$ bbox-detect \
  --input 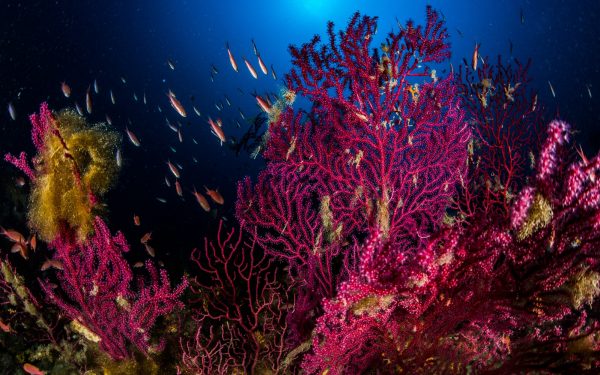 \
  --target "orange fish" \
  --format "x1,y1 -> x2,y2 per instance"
177,128 -> 183,143
23,363 -> 45,375
0,226 -> 25,243
175,180 -> 183,197
192,188 -> 211,212
11,241 -> 28,260
226,42 -> 238,72
243,57 -> 258,79
256,95 -> 271,114
41,259 -> 64,271
0,318 -> 11,333
208,117 -> 226,145
472,43 -> 479,71
61,81 -> 71,98
86,86 -> 93,114
133,214 -> 141,226
133,261 -> 144,268
140,232 -> 152,244
29,234 -> 37,252
204,186 -> 224,205
167,90 -> 187,118
257,55 -> 268,75
167,160 -> 180,178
